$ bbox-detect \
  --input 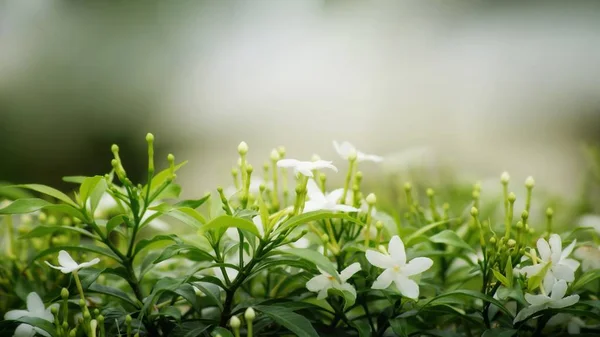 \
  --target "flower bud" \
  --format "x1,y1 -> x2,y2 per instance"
347,149 -> 357,162
51,306 -> 59,315
489,237 -> 497,244
320,234 -> 329,243
375,221 -> 384,230
246,164 -> 254,174
244,307 -> 256,321
521,210 -> 529,220
546,207 -> 554,217
230,315 -> 241,329
508,192 -> 516,203
515,221 -> 524,230
47,215 -> 57,226
472,190 -> 480,199
90,319 -> 97,336
366,193 -> 377,205
38,212 -> 47,223
61,217 -> 72,227
500,172 -> 510,184
426,188 -> 435,197
507,239 -> 516,248
125,315 -> 132,324
404,182 -> 412,192
61,288 -> 69,300
146,132 -> 154,143
378,245 -> 387,254
470,207 -> 479,217
525,176 -> 535,189
237,141 -> 249,155
528,228 -> 535,234
97,315 -> 104,324
277,146 -> 286,157
311,154 -> 320,162
270,149 -> 280,161
111,144 -> 119,154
